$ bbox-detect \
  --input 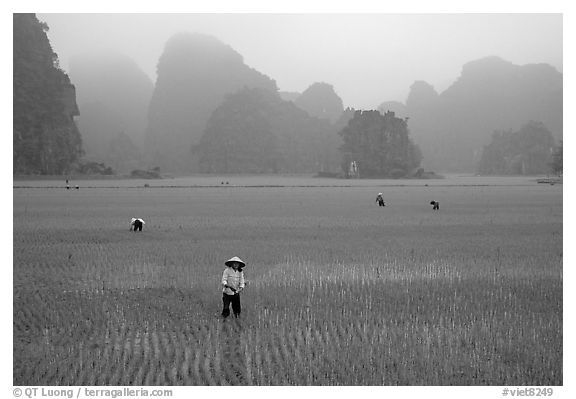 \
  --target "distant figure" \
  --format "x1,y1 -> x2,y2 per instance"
130,218 -> 145,231
221,256 -> 246,318
430,200 -> 440,210
75,185 -> 79,190
65,179 -> 70,190
376,193 -> 386,207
